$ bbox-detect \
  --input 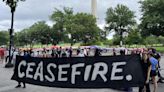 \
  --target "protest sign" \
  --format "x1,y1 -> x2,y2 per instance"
11,54 -> 144,88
